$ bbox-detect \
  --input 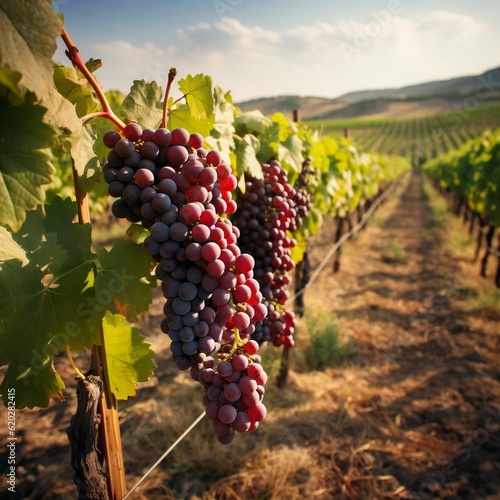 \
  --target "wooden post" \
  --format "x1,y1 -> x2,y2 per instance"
480,226 -> 495,278
67,376 -> 109,500
292,109 -> 300,123
495,233 -> 500,288
333,217 -> 344,273
71,161 -> 126,499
